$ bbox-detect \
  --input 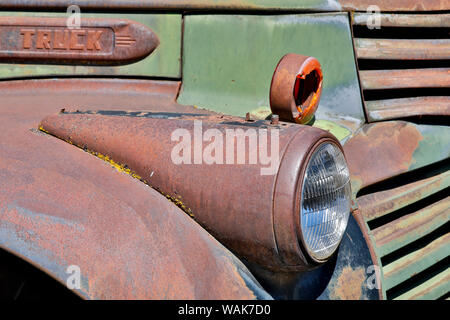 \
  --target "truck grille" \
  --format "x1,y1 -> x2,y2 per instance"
351,13 -> 450,122
356,160 -> 449,300
351,13 -> 449,299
